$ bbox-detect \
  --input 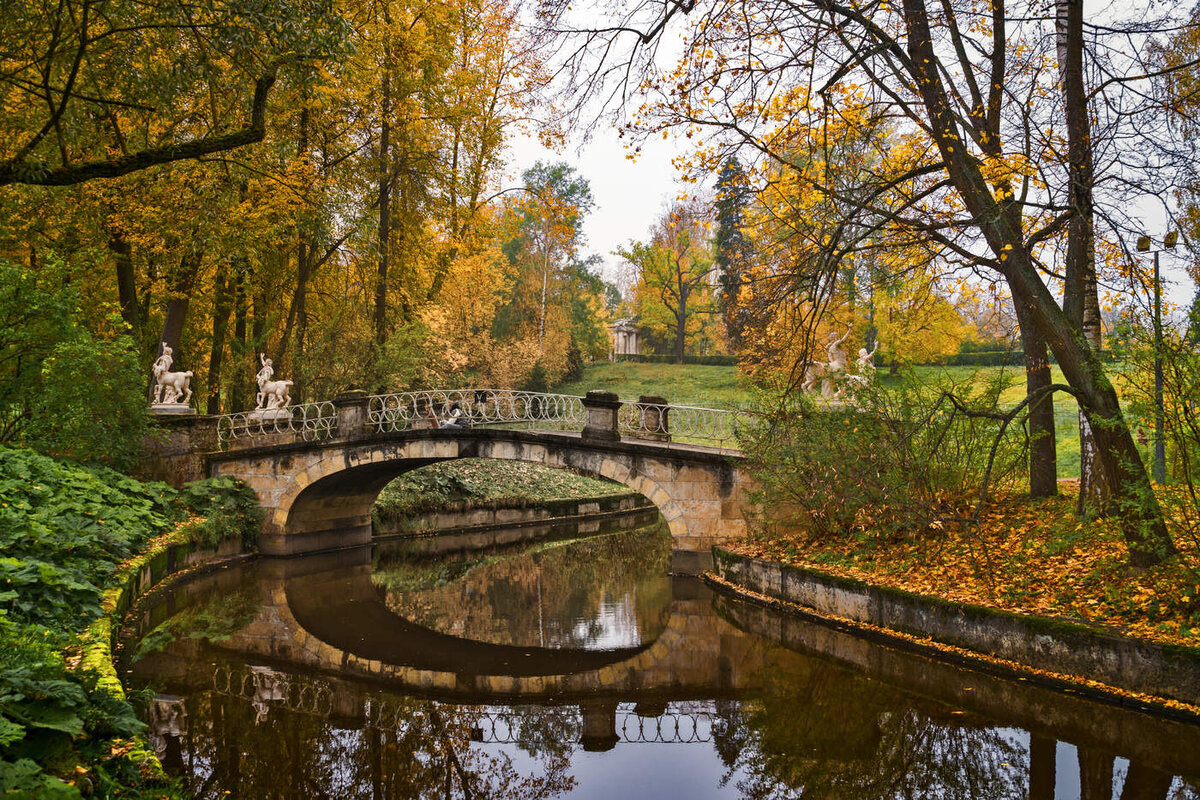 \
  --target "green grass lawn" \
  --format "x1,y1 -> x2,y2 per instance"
553,360 -> 1159,479
553,361 -> 758,408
